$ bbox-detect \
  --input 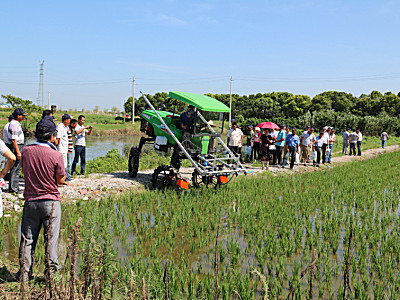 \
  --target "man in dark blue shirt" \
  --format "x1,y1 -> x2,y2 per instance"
178,105 -> 195,134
